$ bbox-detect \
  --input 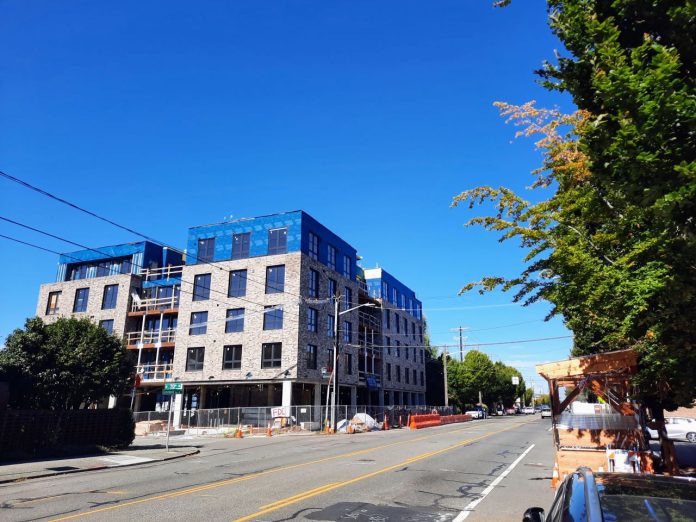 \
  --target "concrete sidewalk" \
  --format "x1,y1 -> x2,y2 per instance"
0,444 -> 199,484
